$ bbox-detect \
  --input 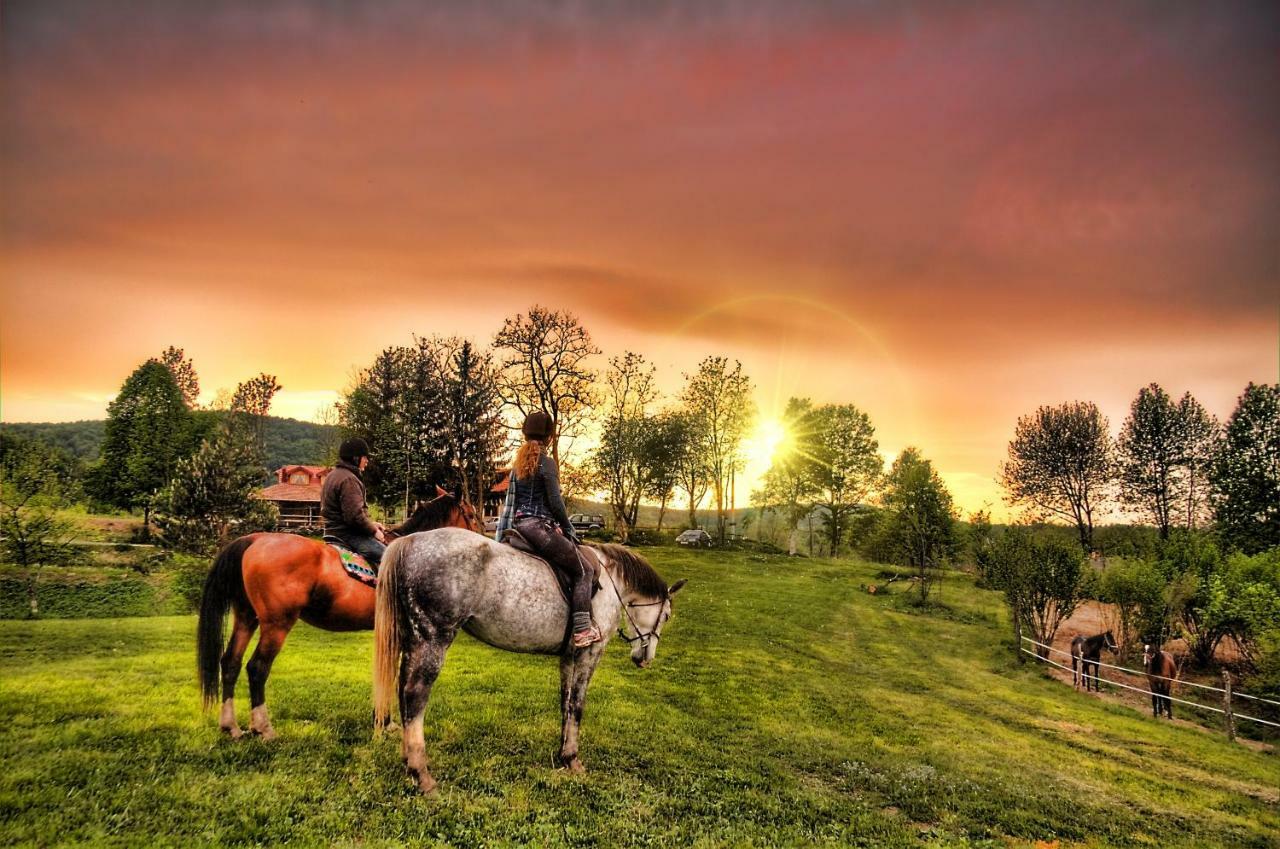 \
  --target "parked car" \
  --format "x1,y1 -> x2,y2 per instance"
569,513 -> 605,532
676,529 -> 713,548
483,516 -> 499,534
